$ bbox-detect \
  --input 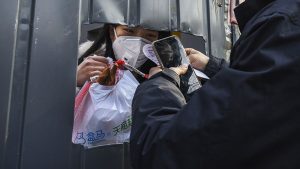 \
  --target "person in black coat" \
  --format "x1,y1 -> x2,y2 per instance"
130,0 -> 300,168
